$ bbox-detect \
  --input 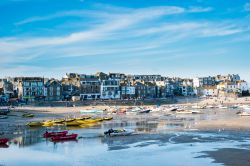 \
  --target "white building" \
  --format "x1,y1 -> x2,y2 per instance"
100,80 -> 121,99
